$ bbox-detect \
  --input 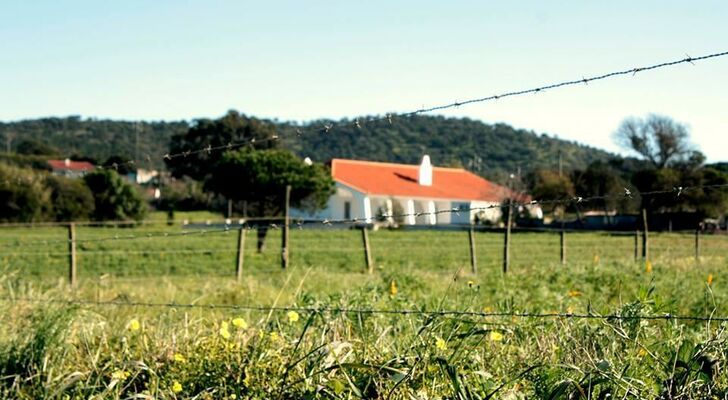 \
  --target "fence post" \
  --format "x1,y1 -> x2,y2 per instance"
236,228 -> 246,282
281,185 -> 291,270
503,203 -> 512,274
641,209 -> 649,261
468,225 -> 477,274
560,229 -> 566,265
695,228 -> 701,262
361,226 -> 373,274
634,230 -> 639,261
68,223 -> 77,287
